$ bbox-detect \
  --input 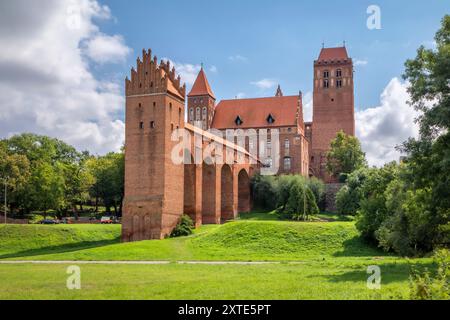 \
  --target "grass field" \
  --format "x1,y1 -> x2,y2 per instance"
0,213 -> 434,300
